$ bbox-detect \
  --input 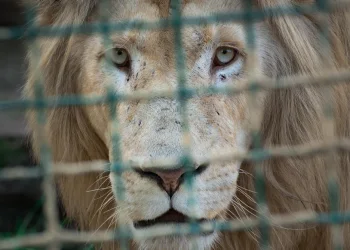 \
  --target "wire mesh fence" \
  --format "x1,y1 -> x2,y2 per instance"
1,0 -> 350,249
